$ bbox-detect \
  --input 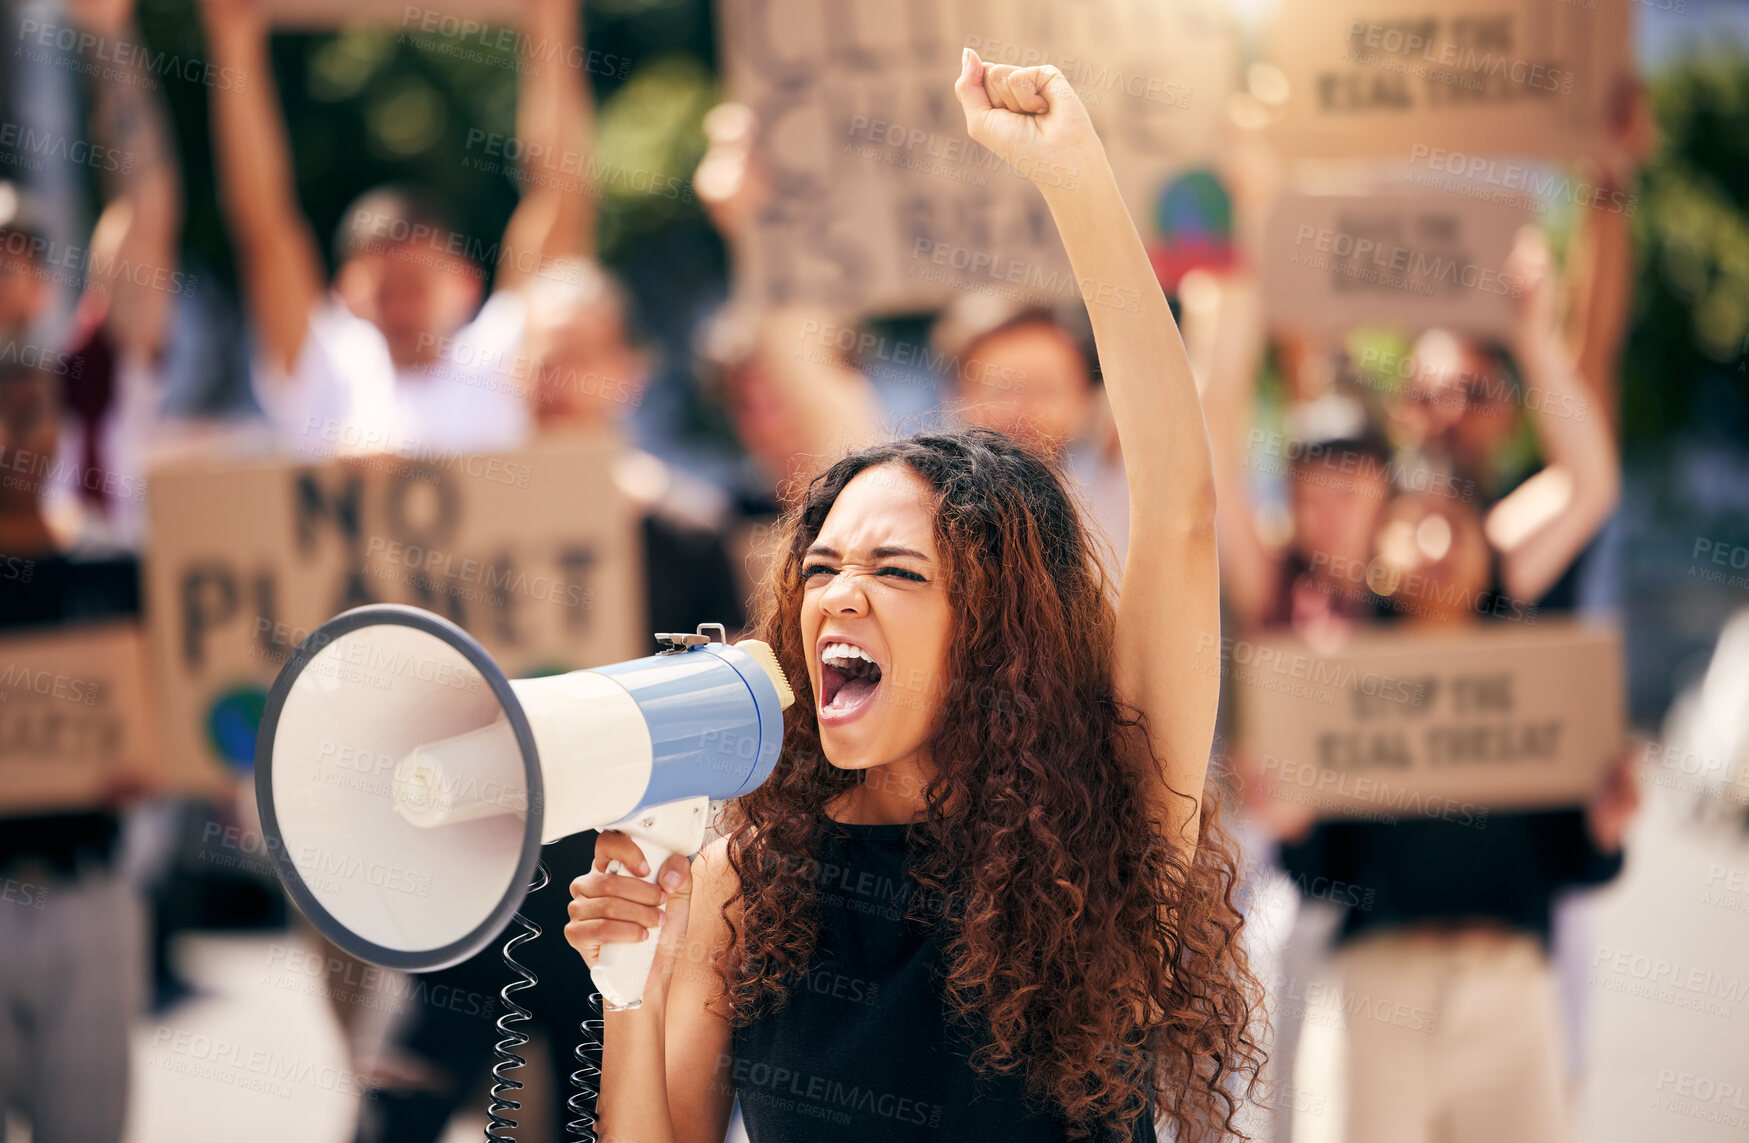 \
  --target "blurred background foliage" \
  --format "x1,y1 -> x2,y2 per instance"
1624,49 -> 1749,454
136,0 -> 720,284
